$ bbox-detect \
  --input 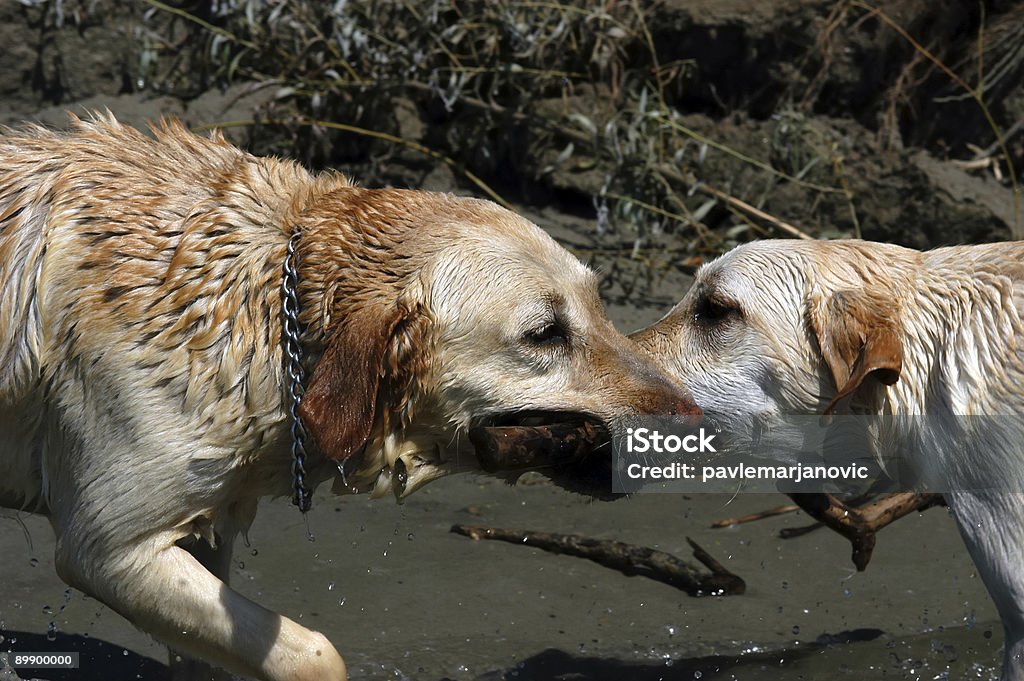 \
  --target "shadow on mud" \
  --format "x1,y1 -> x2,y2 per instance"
470,628 -> 885,680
